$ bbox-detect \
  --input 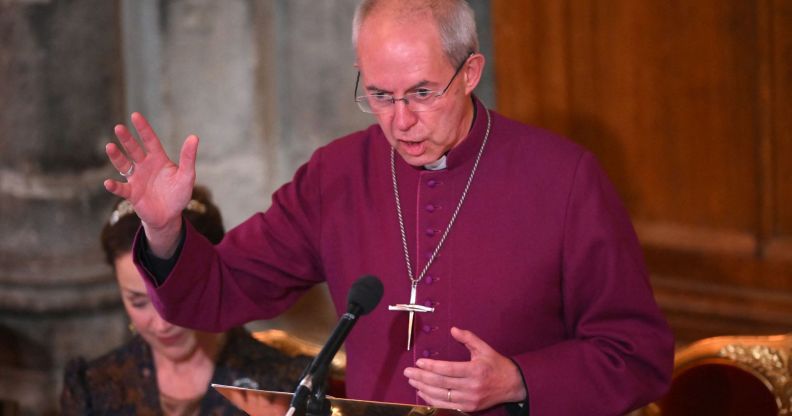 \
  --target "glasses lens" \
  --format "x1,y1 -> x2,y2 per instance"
405,92 -> 440,112
355,94 -> 441,114
355,97 -> 374,113
357,96 -> 394,114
